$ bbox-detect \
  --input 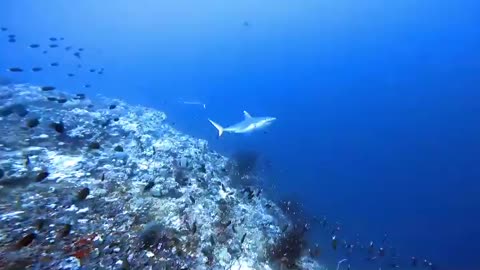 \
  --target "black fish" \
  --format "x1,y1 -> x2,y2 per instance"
220,183 -> 227,192
88,142 -> 101,150
14,233 -> 36,250
77,187 -> 90,200
224,220 -> 232,228
89,69 -> 96,73
57,98 -> 67,104
8,67 -> 23,72
240,233 -> 247,244
331,235 -> 337,250
50,62 -> 59,67
143,181 -> 155,192
49,44 -> 58,48
35,171 -> 49,182
73,52 -> 81,58
67,73 -> 75,77
189,195 -> 195,204
42,50 -> 48,54
78,48 -> 84,52
192,221 -> 197,234
65,46 -> 72,51
50,122 -> 65,133
109,104 -> 117,110
35,218 -> 46,230
29,44 -> 40,48
114,145 -> 124,152
26,118 -> 40,128
49,37 -> 57,41
8,34 -> 15,38
8,38 -> 16,43
41,86 -> 55,91
47,97 -> 57,101
113,117 -> 119,122
24,154 -> 30,167
101,173 -> 105,181
31,67 -> 42,72
0,168 -> 4,179
232,224 -> 237,233
84,84 -> 91,88
58,224 -> 72,237
0,27 -> 7,31
209,235 -> 215,245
